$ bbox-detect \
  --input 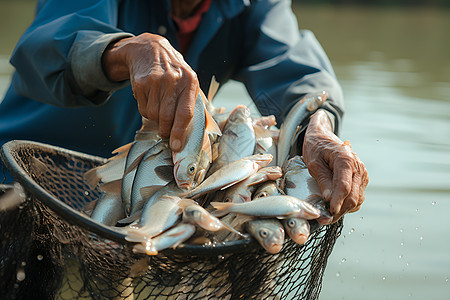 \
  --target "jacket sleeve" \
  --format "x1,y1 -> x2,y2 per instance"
10,0 -> 133,107
234,0 -> 344,134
